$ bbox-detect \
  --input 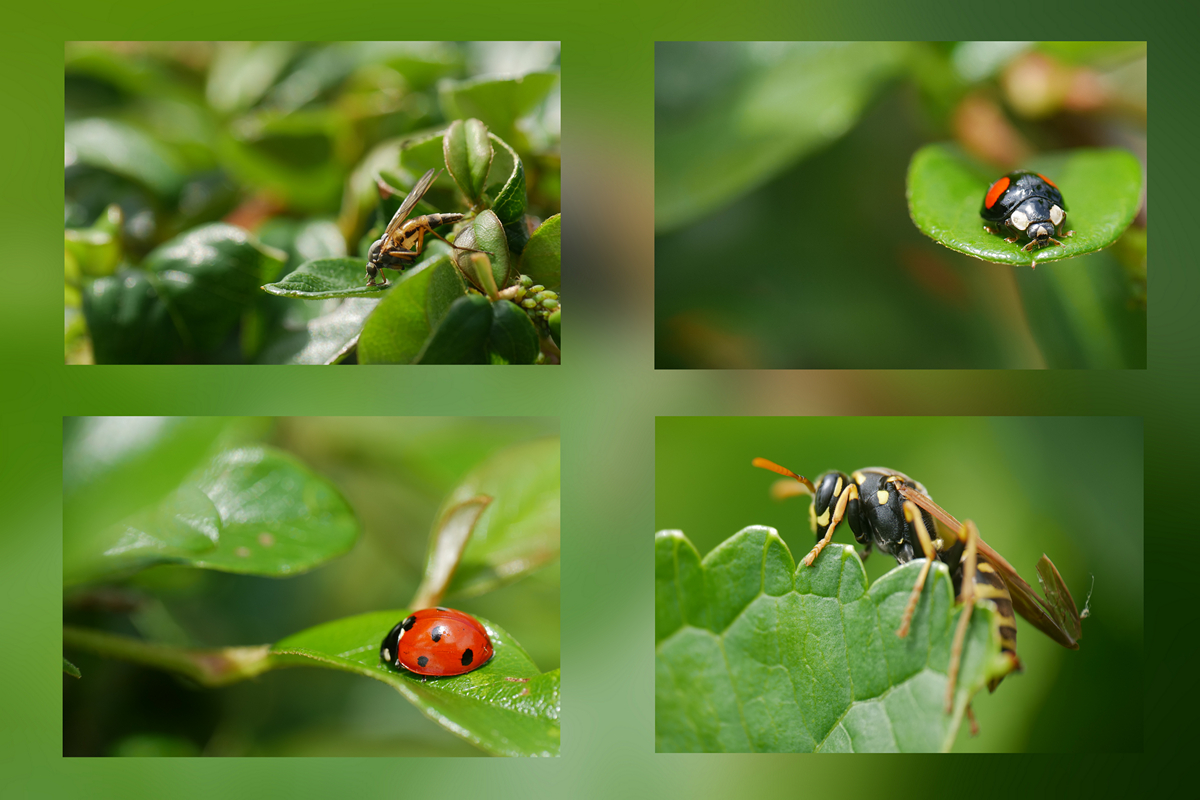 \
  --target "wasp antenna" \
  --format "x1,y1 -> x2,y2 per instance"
1080,574 -> 1095,620
751,458 -> 815,494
